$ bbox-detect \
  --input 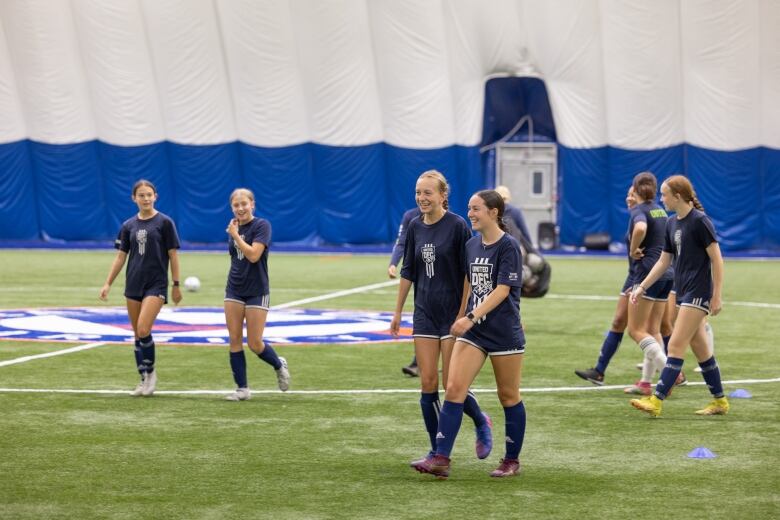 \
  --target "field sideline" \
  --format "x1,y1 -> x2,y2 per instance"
1,251 -> 779,519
